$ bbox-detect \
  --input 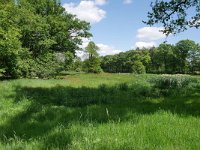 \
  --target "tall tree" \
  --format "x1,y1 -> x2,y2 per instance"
83,41 -> 102,73
0,0 -> 92,78
85,41 -> 99,60
175,40 -> 197,73
154,44 -> 176,73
